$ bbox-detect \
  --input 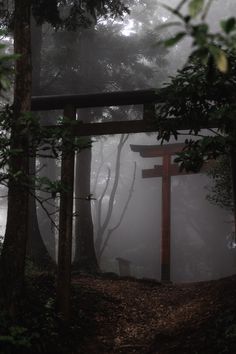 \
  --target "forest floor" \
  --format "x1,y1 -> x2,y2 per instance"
1,273 -> 236,354
72,273 -> 236,354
